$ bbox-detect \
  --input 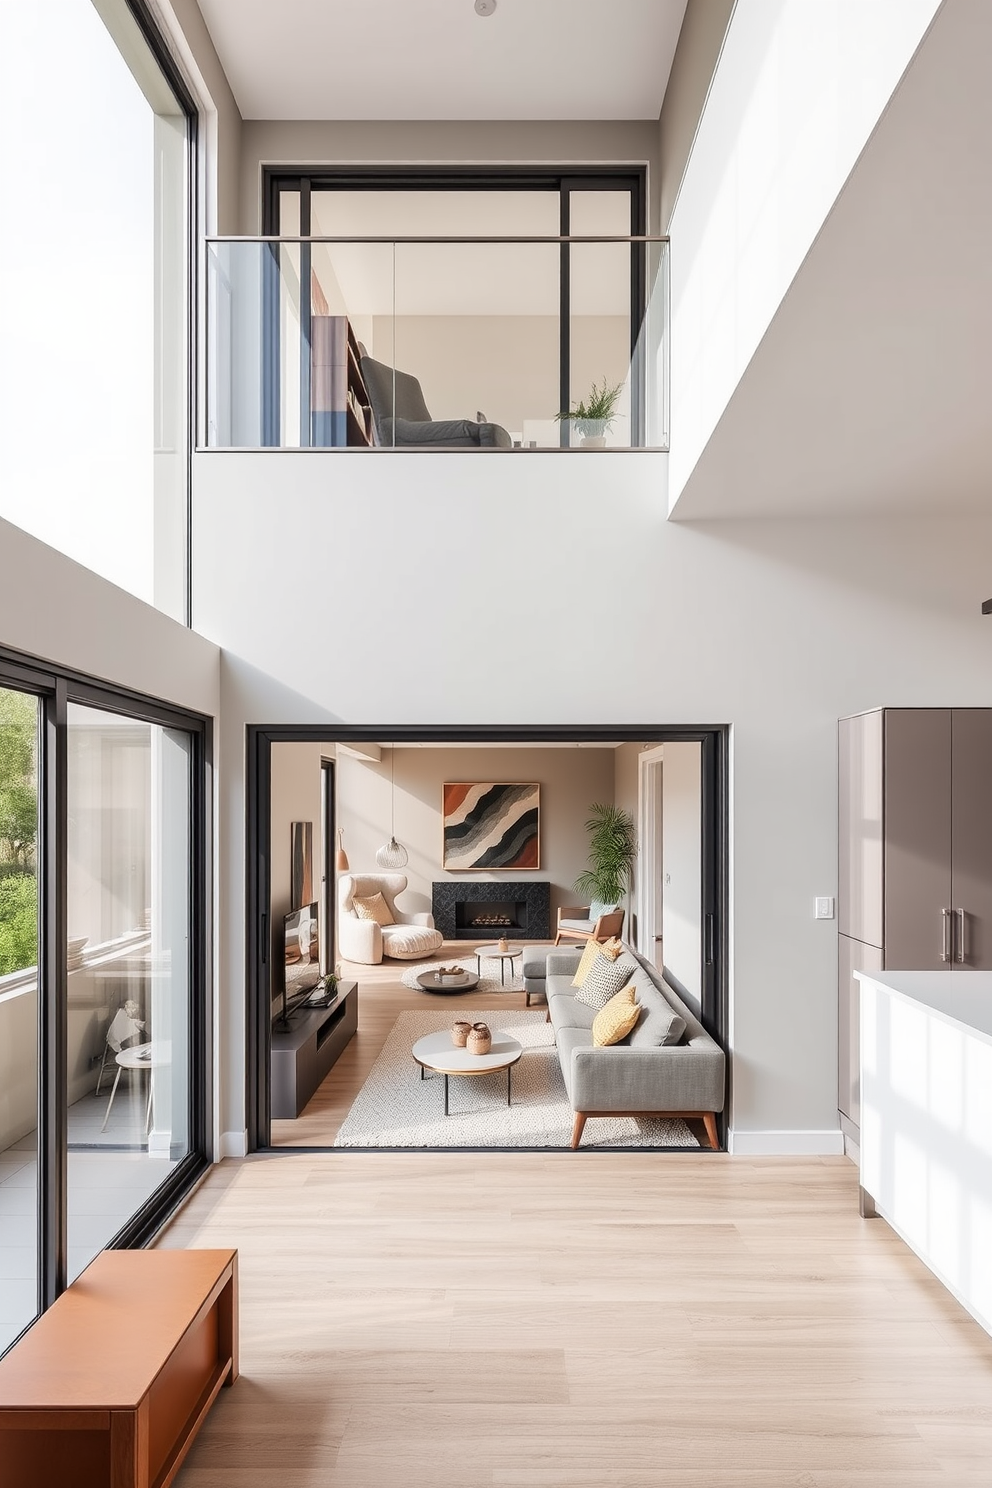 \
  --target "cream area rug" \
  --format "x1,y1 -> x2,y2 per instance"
333,1009 -> 700,1150
400,955 -> 524,994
